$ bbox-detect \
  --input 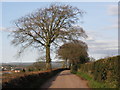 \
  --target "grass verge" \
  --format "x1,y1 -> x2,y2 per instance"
76,71 -> 110,88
